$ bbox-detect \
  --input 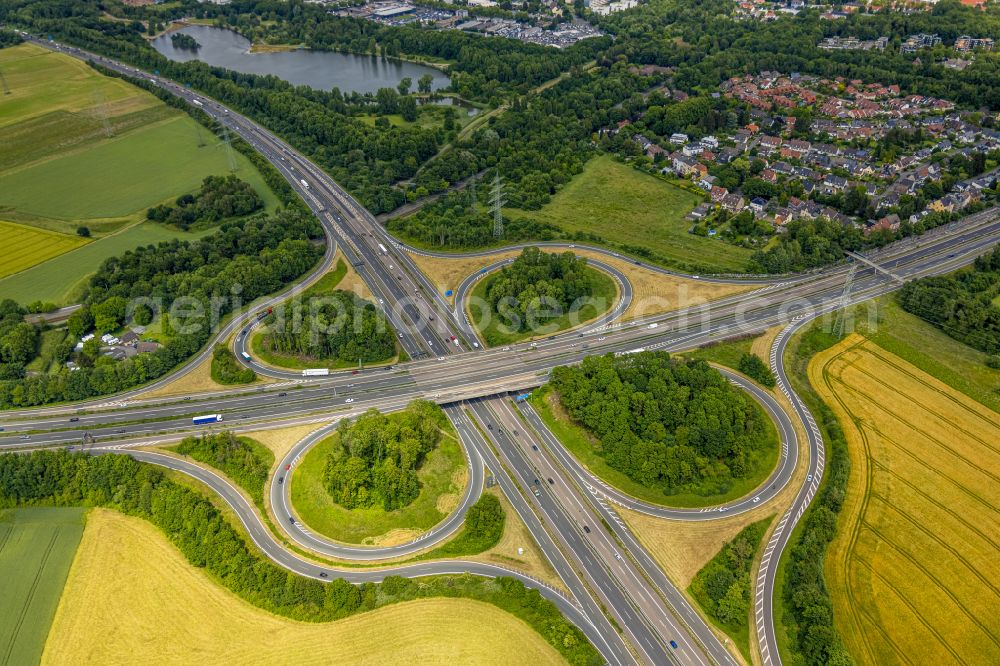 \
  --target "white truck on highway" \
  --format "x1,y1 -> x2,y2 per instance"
192,98 -> 203,107
377,243 -> 388,255
300,179 -> 309,189
302,368 -> 329,377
